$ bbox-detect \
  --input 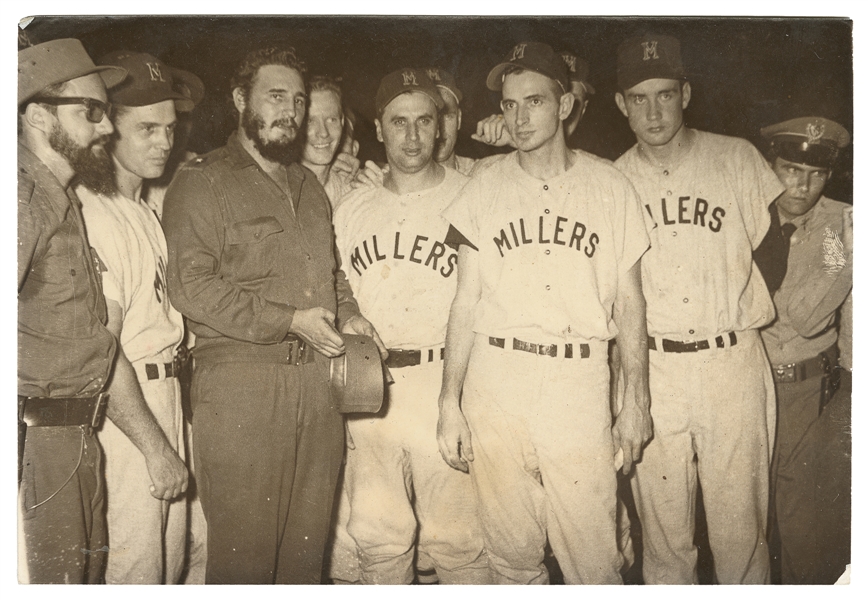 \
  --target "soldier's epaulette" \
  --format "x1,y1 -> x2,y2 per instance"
18,168 -> 35,205
184,147 -> 224,171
